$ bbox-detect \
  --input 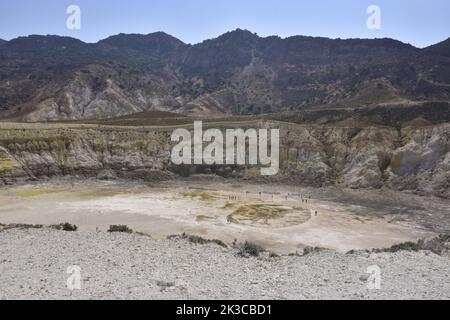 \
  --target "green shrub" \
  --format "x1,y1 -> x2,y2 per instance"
422,234 -> 450,255
108,225 -> 133,233
180,233 -> 227,248
237,241 -> 264,257
51,222 -> 78,232
302,246 -> 324,256
373,241 -> 421,253
373,234 -> 450,255
388,241 -> 421,252
4,223 -> 43,230
209,239 -> 227,248
269,252 -> 279,258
